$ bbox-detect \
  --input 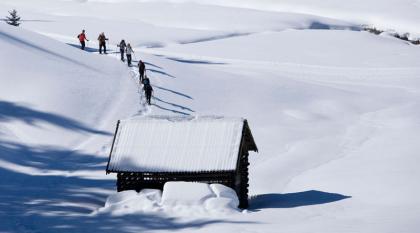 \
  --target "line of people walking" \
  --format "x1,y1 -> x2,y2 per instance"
77,29 -> 153,105
77,30 -> 136,65
117,40 -> 135,66
136,59 -> 152,105
77,30 -> 109,54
